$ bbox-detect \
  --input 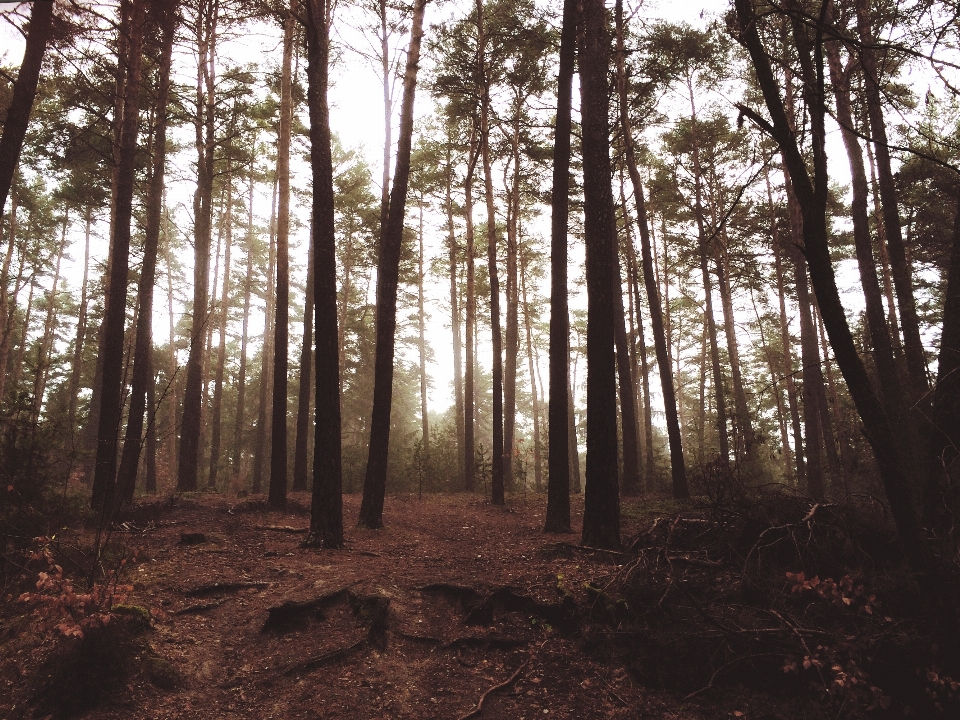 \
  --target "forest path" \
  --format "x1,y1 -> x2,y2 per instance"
6,493 -> 728,719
